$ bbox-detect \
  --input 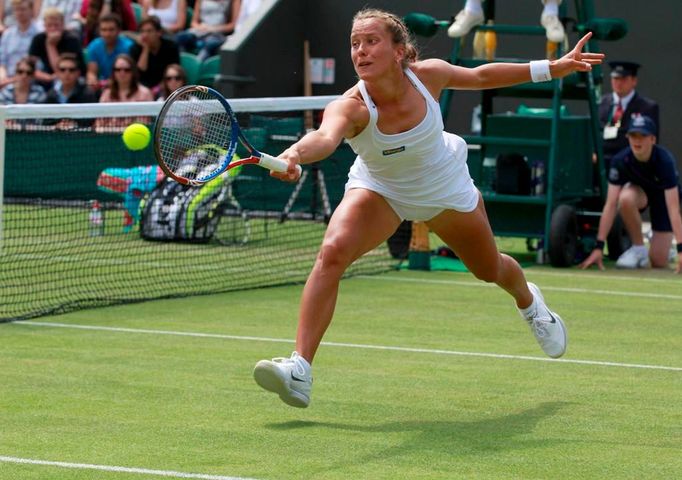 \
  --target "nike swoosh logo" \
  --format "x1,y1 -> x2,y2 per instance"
547,313 -> 558,324
290,372 -> 307,383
